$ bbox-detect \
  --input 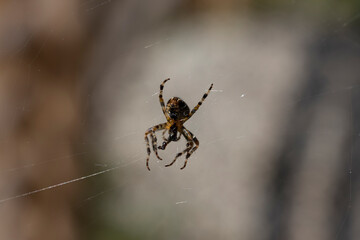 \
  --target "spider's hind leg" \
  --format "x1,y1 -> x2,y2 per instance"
165,129 -> 192,168
181,136 -> 199,170
165,140 -> 193,168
